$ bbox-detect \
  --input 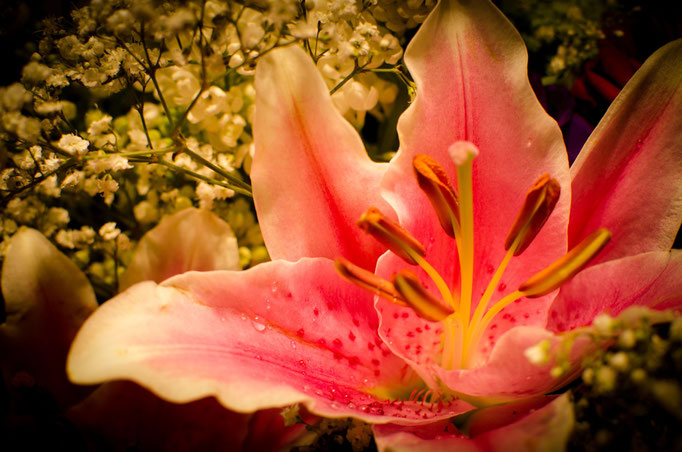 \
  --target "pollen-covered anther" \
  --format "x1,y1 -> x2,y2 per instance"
357,207 -> 426,265
519,228 -> 612,297
504,174 -> 561,256
393,269 -> 454,322
413,154 -> 460,237
334,257 -> 406,305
